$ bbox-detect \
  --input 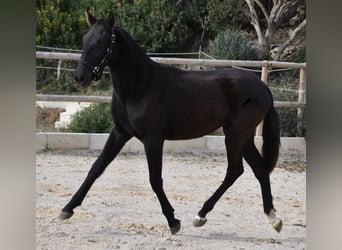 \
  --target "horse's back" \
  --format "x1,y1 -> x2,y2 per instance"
166,67 -> 271,111
153,67 -> 270,139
